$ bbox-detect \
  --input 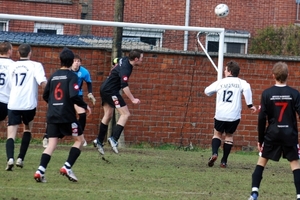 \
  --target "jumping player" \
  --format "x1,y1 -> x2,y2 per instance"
5,43 -> 47,171
34,48 -> 91,183
93,50 -> 143,155
204,60 -> 257,168
248,62 -> 300,200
